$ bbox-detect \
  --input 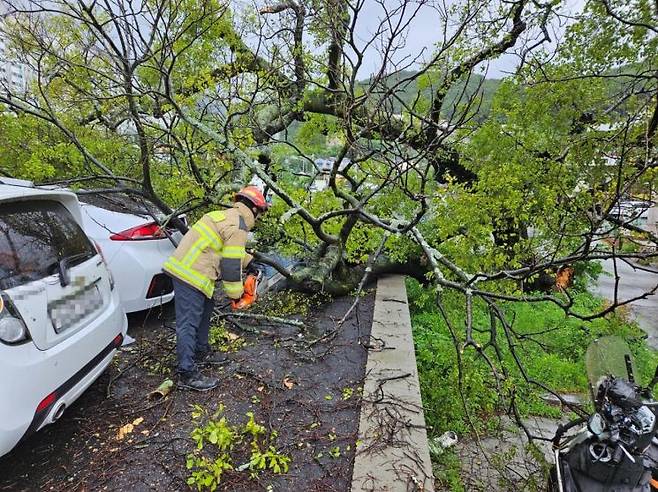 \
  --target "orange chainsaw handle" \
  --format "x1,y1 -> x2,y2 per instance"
230,273 -> 259,310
